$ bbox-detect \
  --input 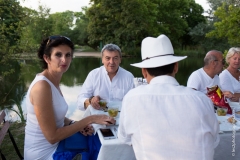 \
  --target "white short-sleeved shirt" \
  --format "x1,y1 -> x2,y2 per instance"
219,69 -> 240,94
187,68 -> 220,94
77,66 -> 134,110
24,75 -> 68,160
118,75 -> 219,160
